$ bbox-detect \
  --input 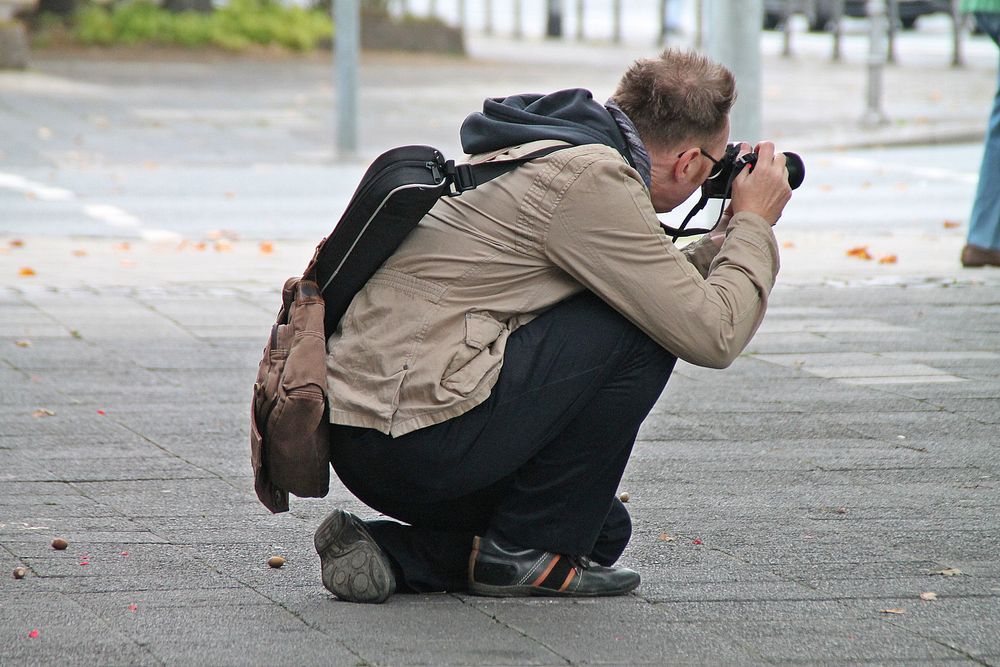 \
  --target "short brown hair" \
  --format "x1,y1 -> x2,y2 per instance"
612,49 -> 736,149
